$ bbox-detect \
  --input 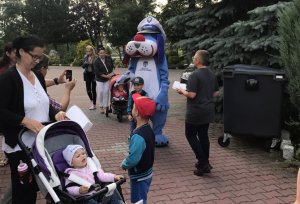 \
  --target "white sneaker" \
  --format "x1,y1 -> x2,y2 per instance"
89,104 -> 96,110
